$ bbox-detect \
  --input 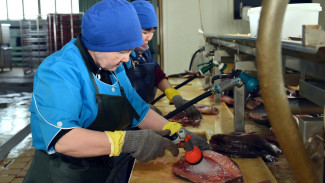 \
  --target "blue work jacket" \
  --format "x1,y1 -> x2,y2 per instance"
29,39 -> 149,153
